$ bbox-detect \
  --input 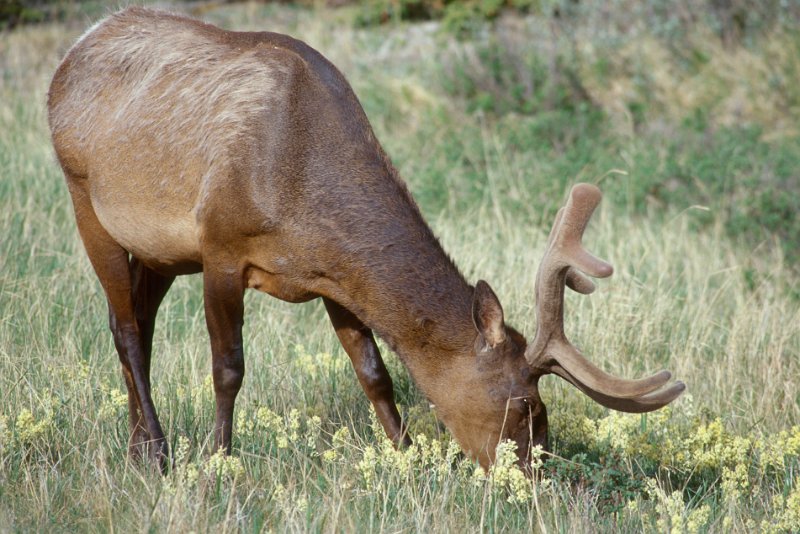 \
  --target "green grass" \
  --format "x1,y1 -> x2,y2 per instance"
1,2 -> 799,532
